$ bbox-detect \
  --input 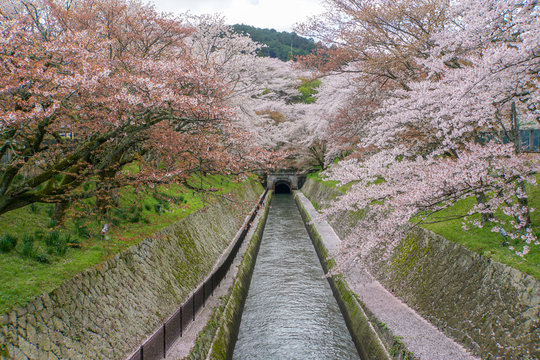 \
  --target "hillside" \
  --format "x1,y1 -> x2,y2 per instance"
232,24 -> 316,62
